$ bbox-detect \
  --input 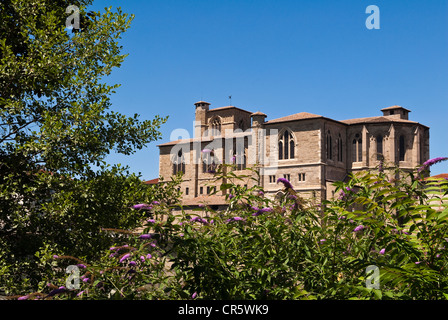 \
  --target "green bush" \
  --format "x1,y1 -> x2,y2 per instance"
10,162 -> 448,300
